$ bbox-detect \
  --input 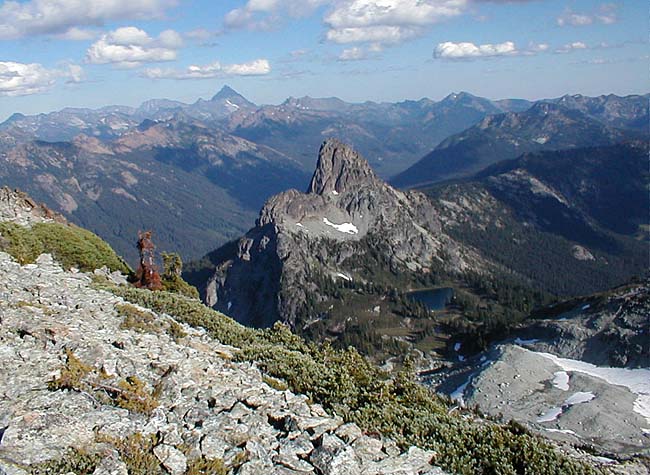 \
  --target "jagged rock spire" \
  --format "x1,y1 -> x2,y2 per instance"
307,139 -> 380,195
